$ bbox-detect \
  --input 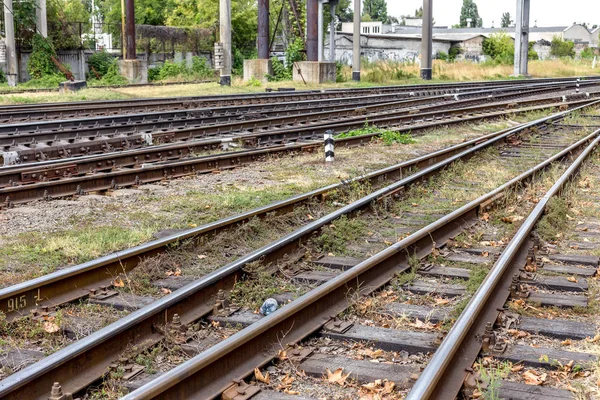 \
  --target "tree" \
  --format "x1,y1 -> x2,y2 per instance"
500,12 -> 512,28
459,0 -> 482,28
362,0 -> 387,23
550,36 -> 575,58
415,7 -> 423,17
